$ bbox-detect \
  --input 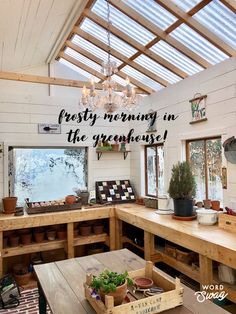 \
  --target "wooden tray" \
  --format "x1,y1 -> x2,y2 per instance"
26,200 -> 82,215
84,261 -> 183,314
218,213 -> 236,232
